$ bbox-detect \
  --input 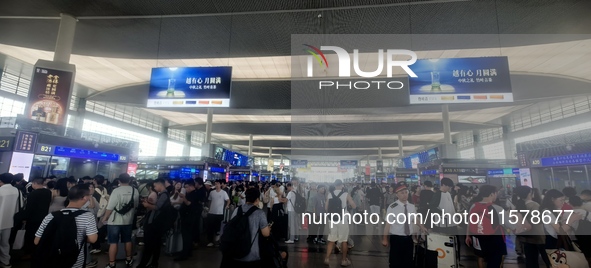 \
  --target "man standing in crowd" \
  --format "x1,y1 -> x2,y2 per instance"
22,178 -> 51,260
306,182 -> 318,243
367,182 -> 383,234
175,180 -> 198,261
101,173 -> 139,268
419,180 -> 434,214
137,179 -> 171,268
466,185 -> 529,268
220,188 -> 271,268
382,184 -> 427,268
285,183 -> 297,244
430,178 -> 457,234
0,173 -> 22,268
429,178 -> 460,264
206,180 -> 230,247
34,184 -> 98,268
194,178 -> 208,245
324,179 -> 356,267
